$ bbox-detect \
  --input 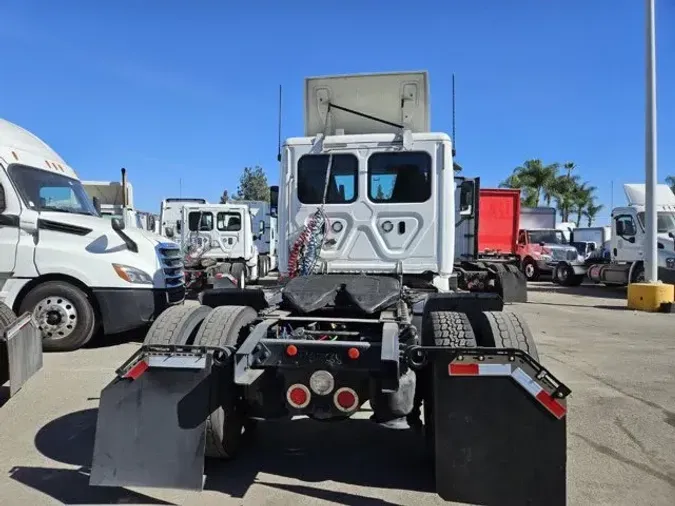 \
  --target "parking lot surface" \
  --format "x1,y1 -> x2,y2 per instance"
0,282 -> 673,506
